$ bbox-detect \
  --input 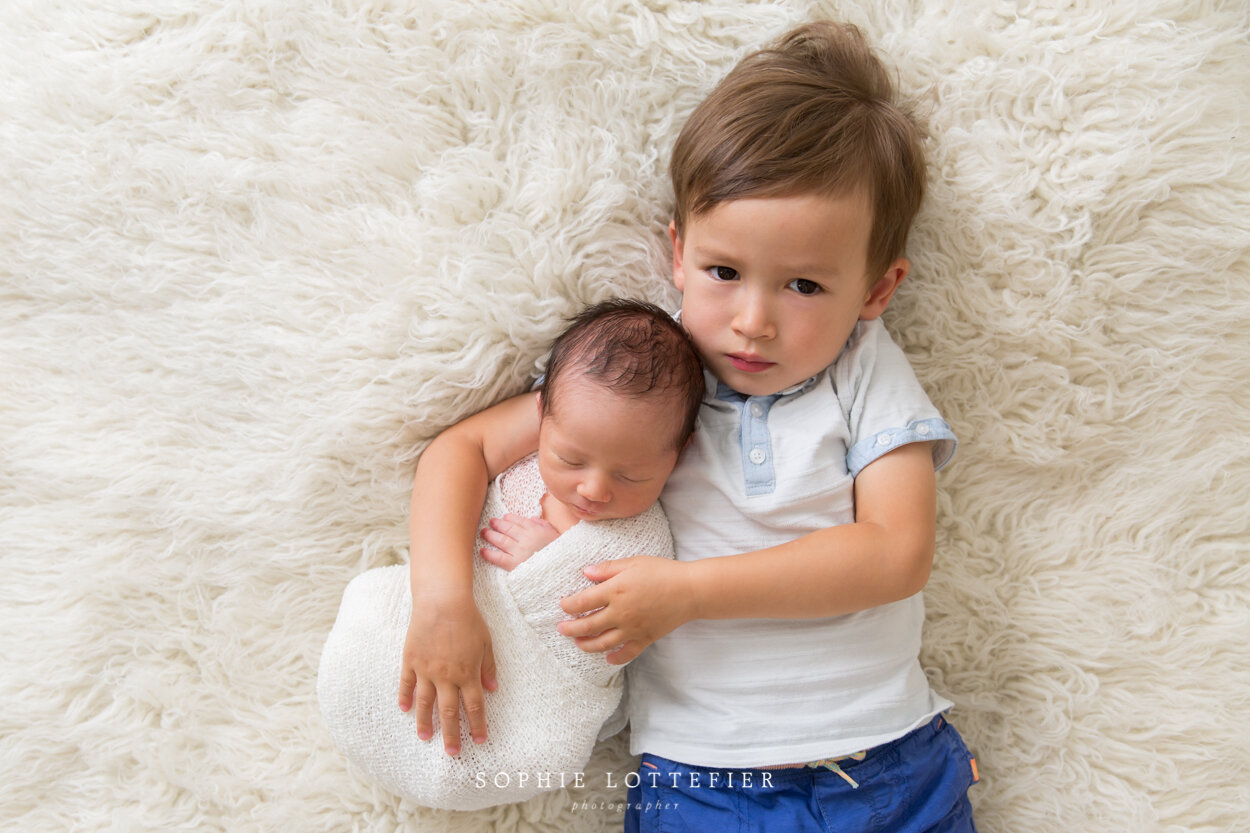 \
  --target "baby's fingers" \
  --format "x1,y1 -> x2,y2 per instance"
477,539 -> 518,571
479,524 -> 512,548
484,514 -> 528,538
